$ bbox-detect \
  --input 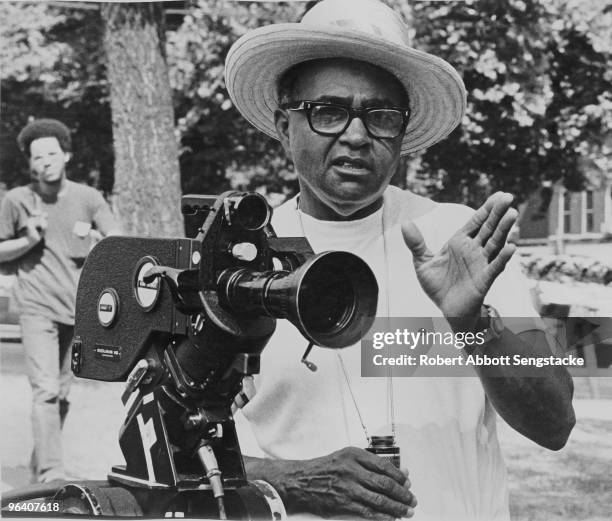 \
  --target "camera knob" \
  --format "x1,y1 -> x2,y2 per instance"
230,242 -> 258,262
